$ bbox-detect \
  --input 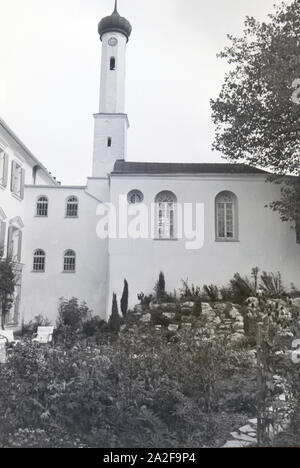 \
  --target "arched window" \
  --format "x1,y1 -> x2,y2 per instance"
127,189 -> 144,204
66,196 -> 79,218
36,196 -> 48,217
33,249 -> 46,272
215,191 -> 238,241
63,250 -> 76,272
155,191 -> 177,239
